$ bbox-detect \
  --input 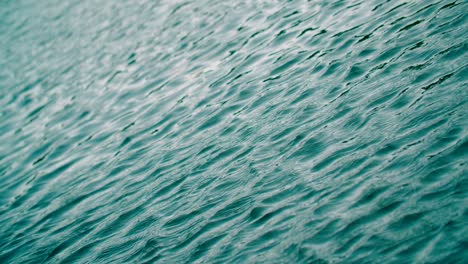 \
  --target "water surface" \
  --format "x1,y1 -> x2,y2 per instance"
0,0 -> 467,263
